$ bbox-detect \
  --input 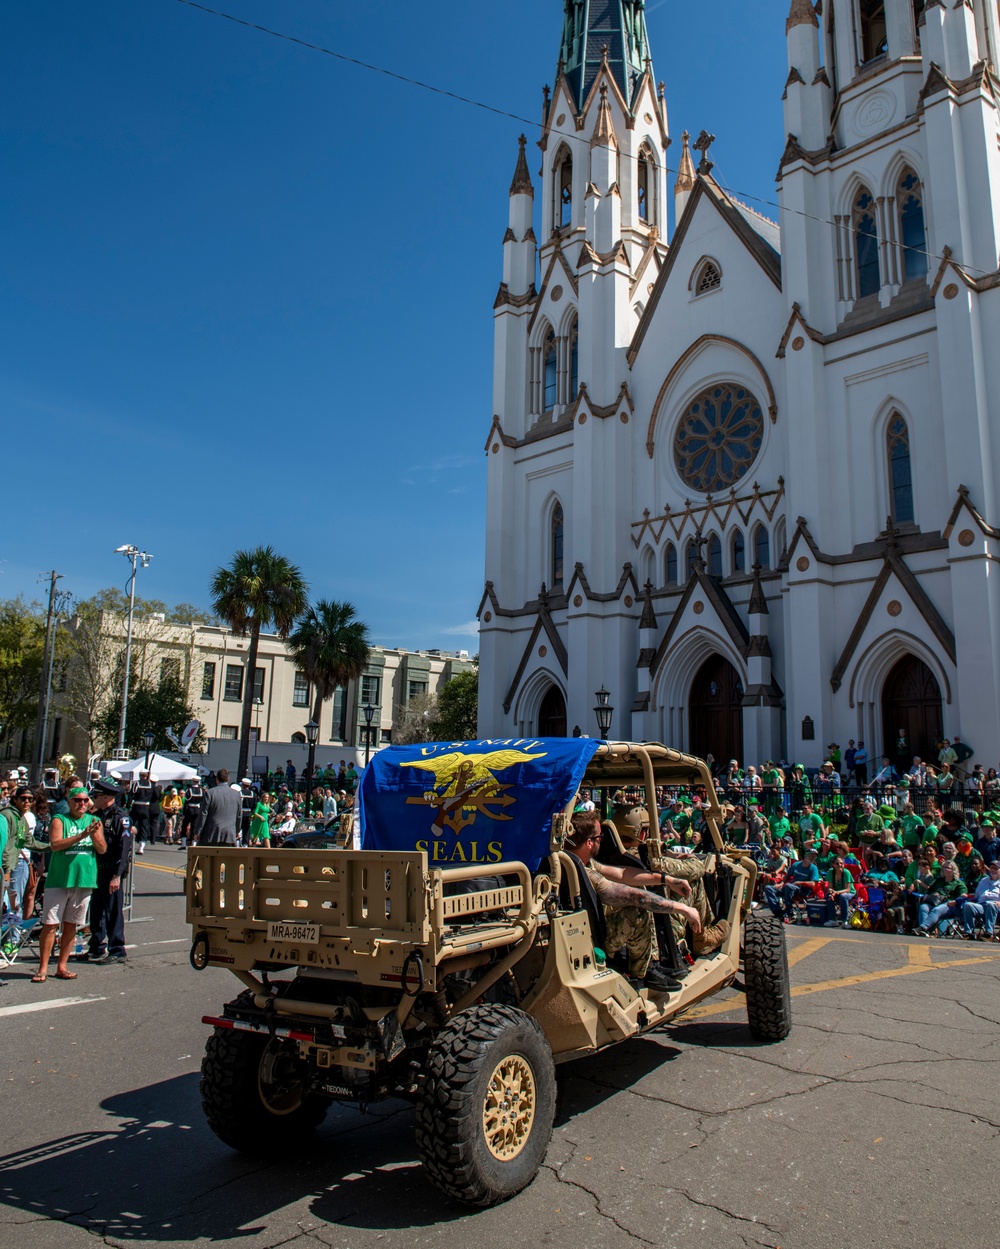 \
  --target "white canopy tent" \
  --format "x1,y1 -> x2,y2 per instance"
106,752 -> 200,783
